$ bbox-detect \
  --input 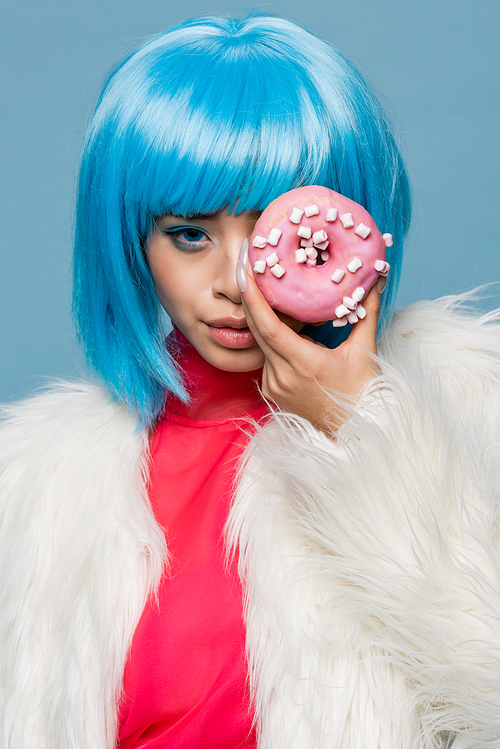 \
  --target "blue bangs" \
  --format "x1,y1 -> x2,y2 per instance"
73,13 -> 411,426
112,50 -> 330,222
